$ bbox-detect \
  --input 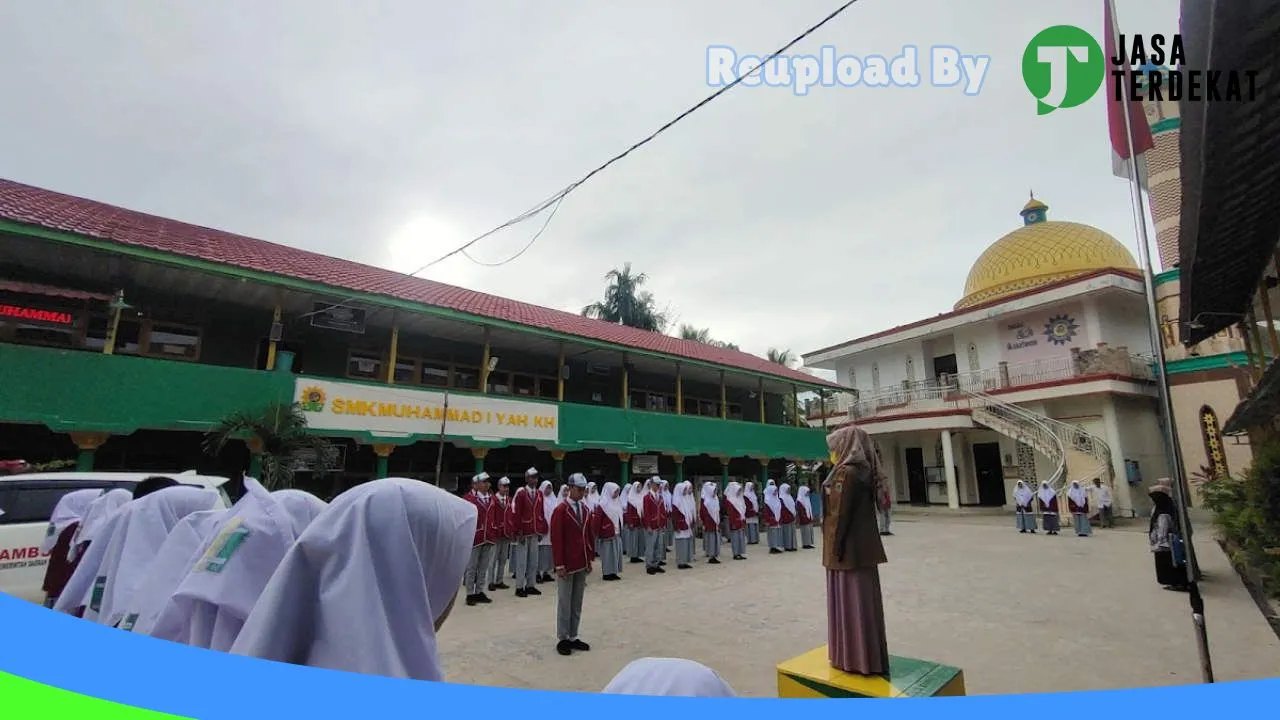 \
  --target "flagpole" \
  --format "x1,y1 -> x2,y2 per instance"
1107,0 -> 1213,684
433,389 -> 450,487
